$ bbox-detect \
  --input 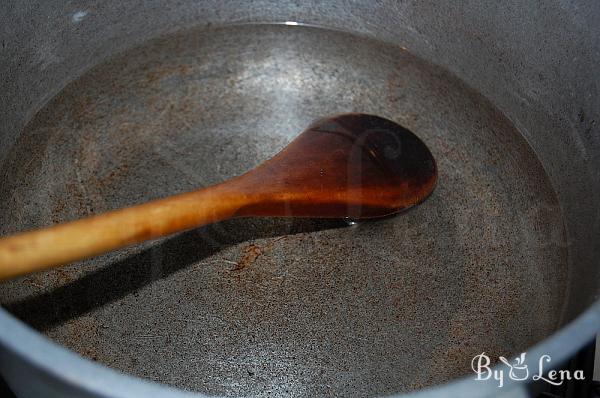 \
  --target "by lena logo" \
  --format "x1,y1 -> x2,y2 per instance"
471,352 -> 584,388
